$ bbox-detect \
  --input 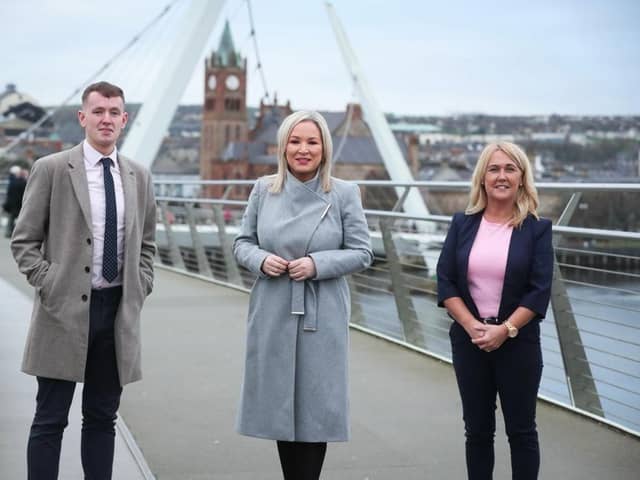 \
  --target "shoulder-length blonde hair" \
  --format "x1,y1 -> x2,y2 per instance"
269,110 -> 333,193
466,141 -> 539,228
